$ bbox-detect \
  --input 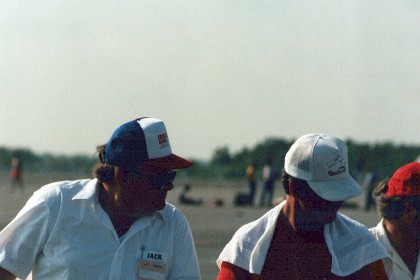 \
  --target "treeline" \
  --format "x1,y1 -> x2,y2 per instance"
1,138 -> 419,181
0,147 -> 97,174
195,138 -> 420,181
